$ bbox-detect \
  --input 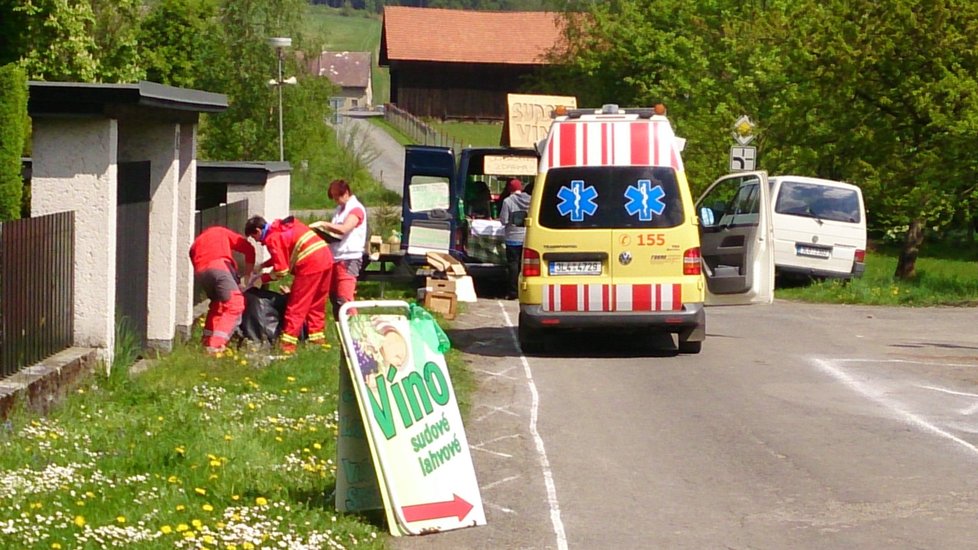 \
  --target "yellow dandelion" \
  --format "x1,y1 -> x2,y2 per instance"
255,496 -> 268,506
73,515 -> 86,528
176,504 -> 186,511
202,504 -> 214,512
275,436 -> 283,442
75,500 -> 84,507
243,543 -> 255,550
247,403 -> 256,410
51,543 -> 62,549
191,518 -> 203,529
239,359 -> 247,366
209,459 -> 221,467
175,446 -> 186,456
313,443 -> 322,450
309,426 -> 318,433
167,475 -> 179,484
216,521 -> 226,529
76,388 -> 85,394
160,525 -> 173,534
224,434 -> 233,441
228,545 -> 238,550
85,491 -> 94,498
157,416 -> 164,421
176,523 -> 189,532
183,531 -> 196,540
203,535 -> 215,544
300,387 -> 309,393
287,376 -> 296,382
195,487 -> 207,496
231,495 -> 240,501
116,516 -> 126,524
209,474 -> 218,480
